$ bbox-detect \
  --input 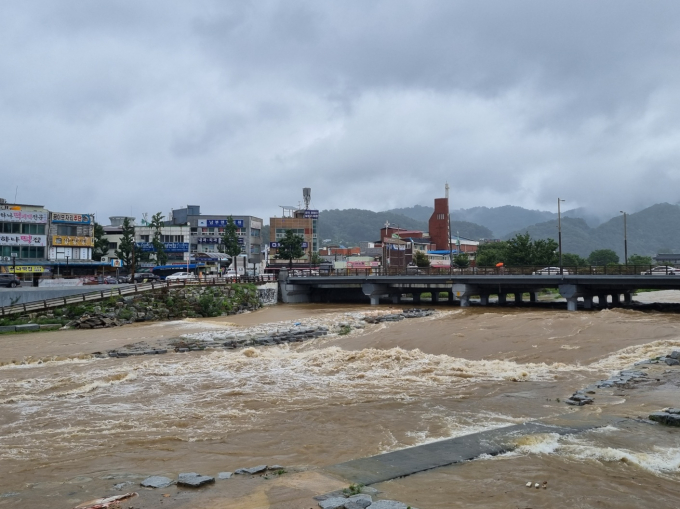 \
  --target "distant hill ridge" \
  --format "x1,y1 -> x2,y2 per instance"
315,203 -> 679,256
